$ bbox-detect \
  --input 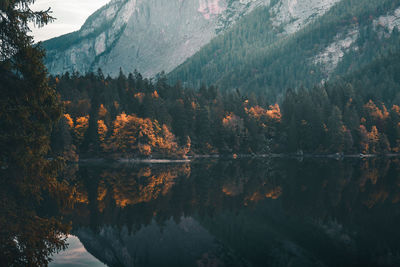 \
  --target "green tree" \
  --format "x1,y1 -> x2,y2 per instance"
327,106 -> 345,152
0,1 -> 70,265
